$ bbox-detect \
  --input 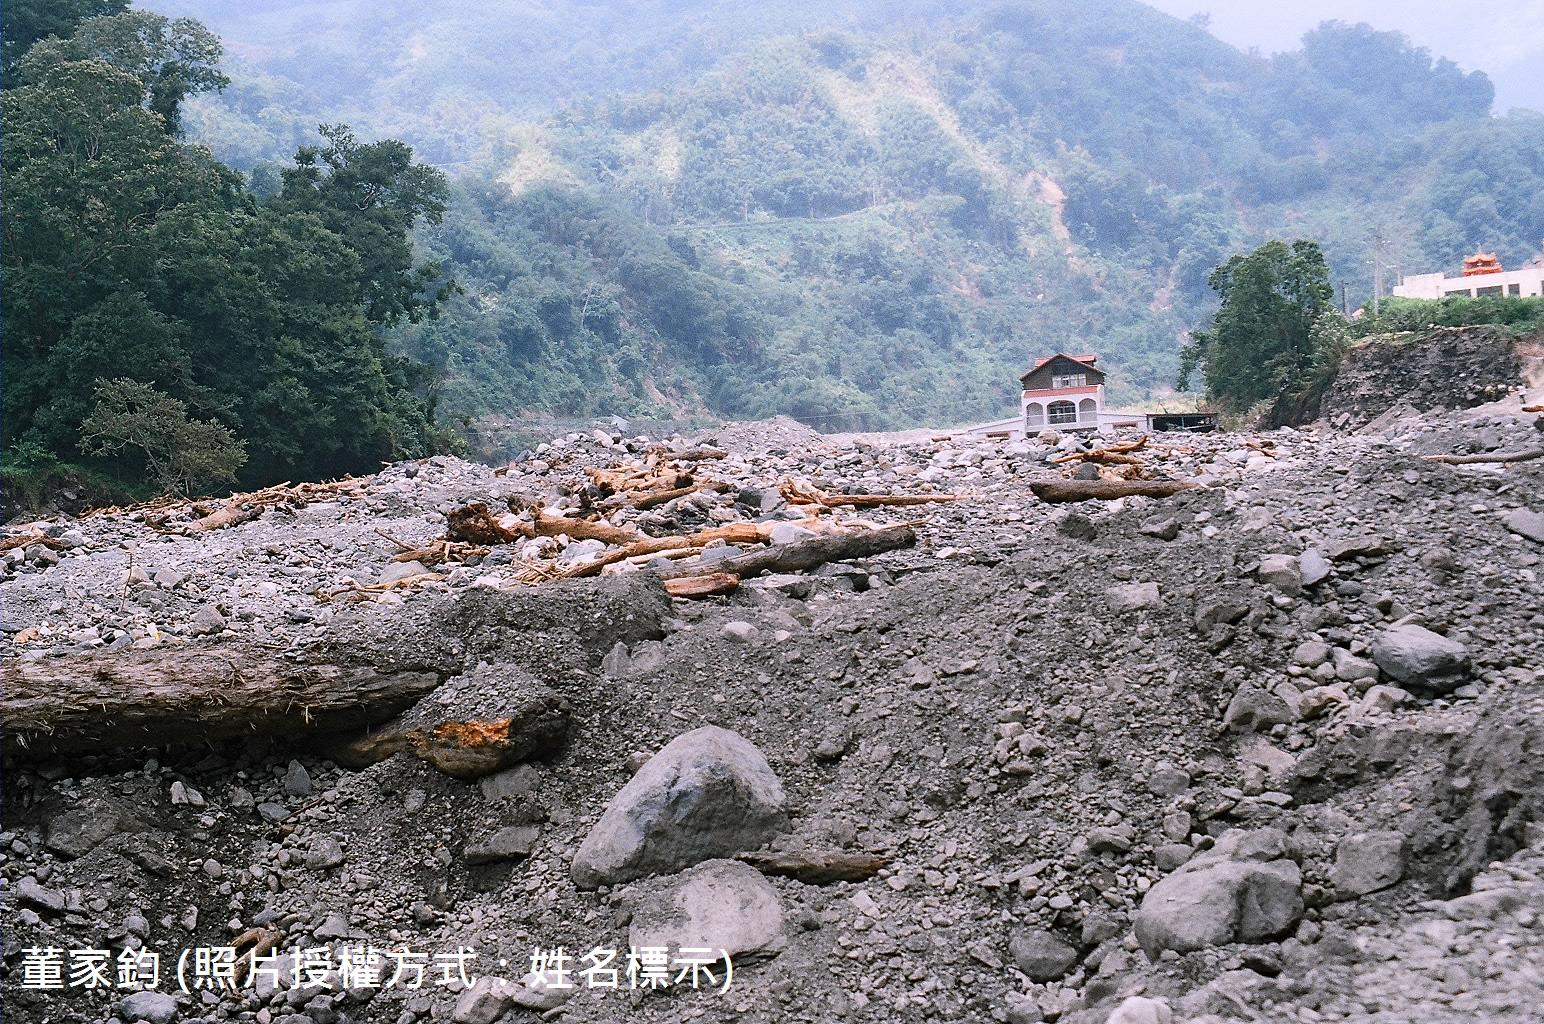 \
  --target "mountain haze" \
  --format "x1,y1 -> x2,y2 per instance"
148,0 -> 1544,434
